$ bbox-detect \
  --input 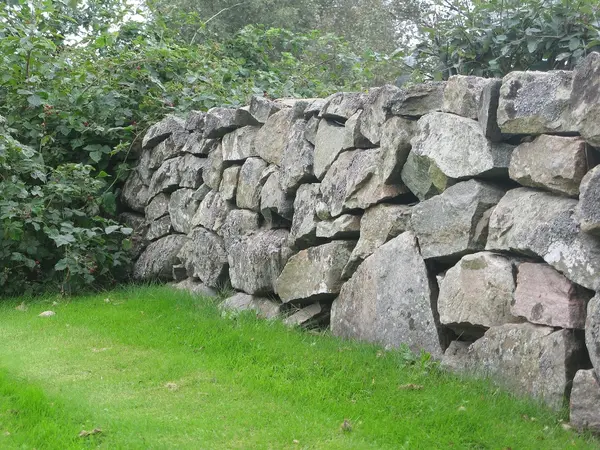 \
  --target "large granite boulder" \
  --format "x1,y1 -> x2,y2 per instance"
254,108 -> 296,166
576,165 -> 600,235
358,85 -> 399,146
150,131 -> 188,166
411,180 -> 506,261
148,155 -> 207,199
228,229 -> 292,295
275,241 -> 356,304
181,132 -> 210,156
219,165 -> 241,201
477,79 -> 503,142
497,71 -> 575,134
168,186 -> 209,234
402,112 -> 513,200
221,126 -> 260,162
438,252 -> 521,336
313,119 -> 347,180
387,81 -> 445,117
203,143 -> 224,191
571,52 -> 600,146
249,95 -> 282,123
192,190 -> 233,234
284,302 -> 330,328
486,187 -> 600,291
133,234 -> 187,280
316,214 -> 361,239
145,193 -> 169,221
279,120 -> 315,193
172,278 -> 217,297
142,115 -> 185,149
331,232 -> 444,356
121,171 -> 149,213
177,227 -> 228,287
260,170 -> 294,223
445,323 -> 585,410
236,157 -> 271,211
443,75 -> 500,120
220,209 -> 261,251
380,116 -> 416,184
320,92 -> 364,121
585,294 -> 600,379
145,215 -> 172,242
219,292 -> 281,319
288,183 -> 321,250
570,369 -> 600,432
203,107 -> 257,139
343,111 -> 373,150
512,262 -> 591,329
320,148 -> 408,218
509,135 -> 588,197
184,110 -> 205,132
342,204 -> 412,279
